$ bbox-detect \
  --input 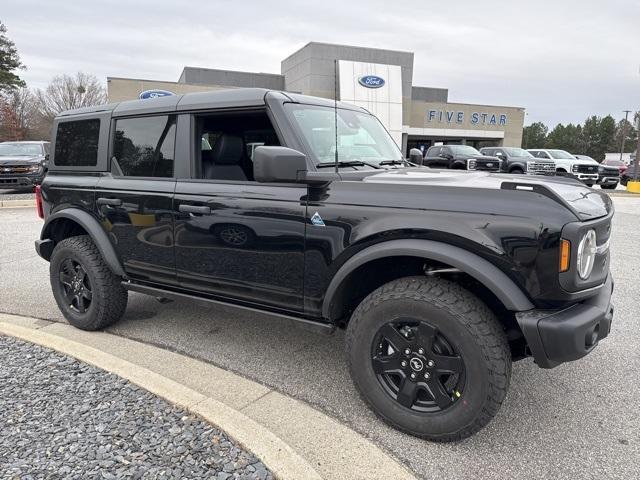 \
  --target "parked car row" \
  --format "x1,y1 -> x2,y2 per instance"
417,144 -> 619,189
